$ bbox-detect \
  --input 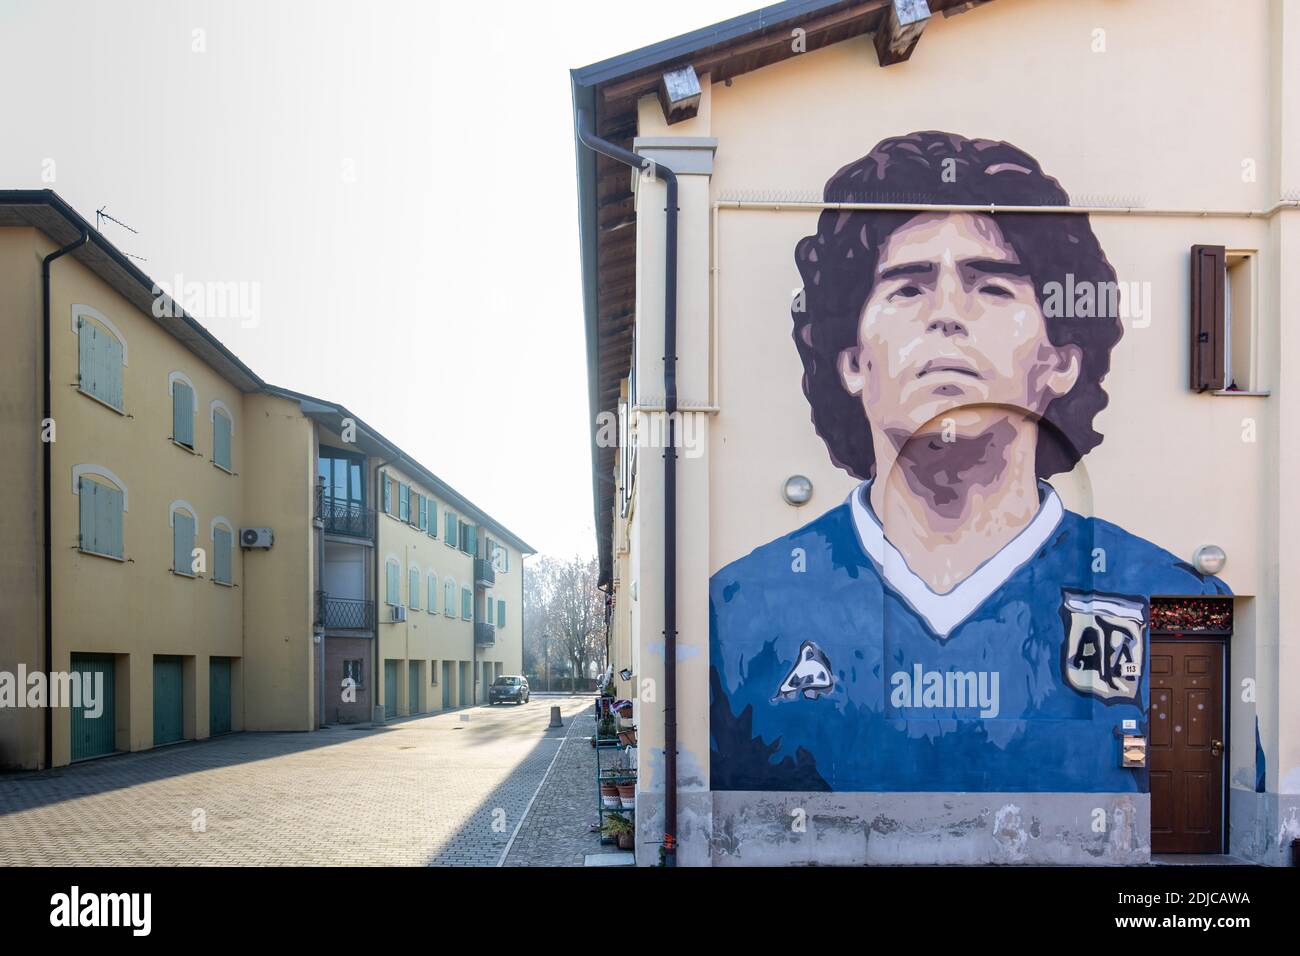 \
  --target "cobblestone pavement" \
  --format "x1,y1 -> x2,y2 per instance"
0,695 -> 593,866
505,710 -> 633,866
